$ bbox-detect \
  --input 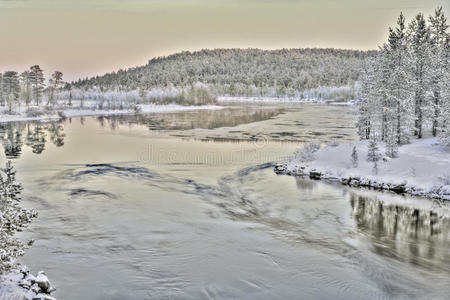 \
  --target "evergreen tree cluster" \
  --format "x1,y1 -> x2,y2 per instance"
357,8 -> 450,149
0,66 -> 64,114
72,48 -> 374,97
